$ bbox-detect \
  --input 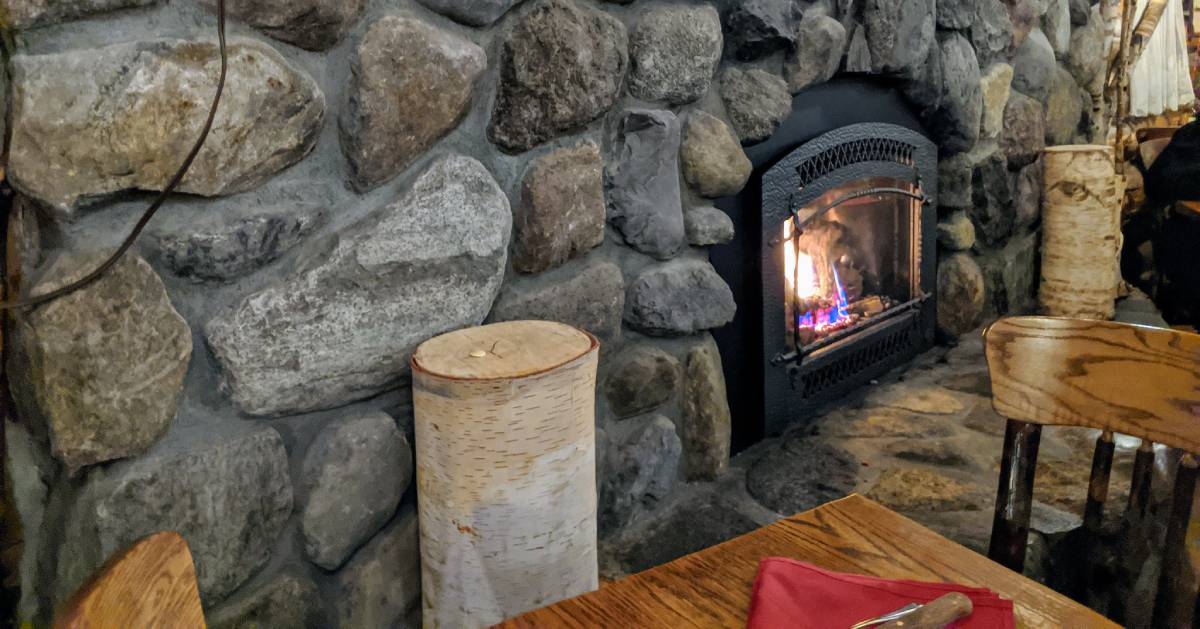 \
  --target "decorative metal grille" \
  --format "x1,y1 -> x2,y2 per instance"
795,316 -> 919,401
794,138 -> 916,189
